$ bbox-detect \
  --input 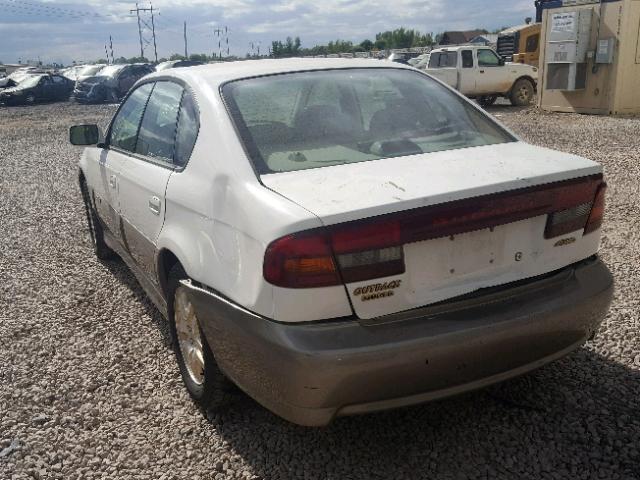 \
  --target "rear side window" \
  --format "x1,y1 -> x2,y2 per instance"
136,81 -> 184,161
462,50 -> 474,68
174,90 -> 199,167
429,52 -> 457,68
109,83 -> 154,152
